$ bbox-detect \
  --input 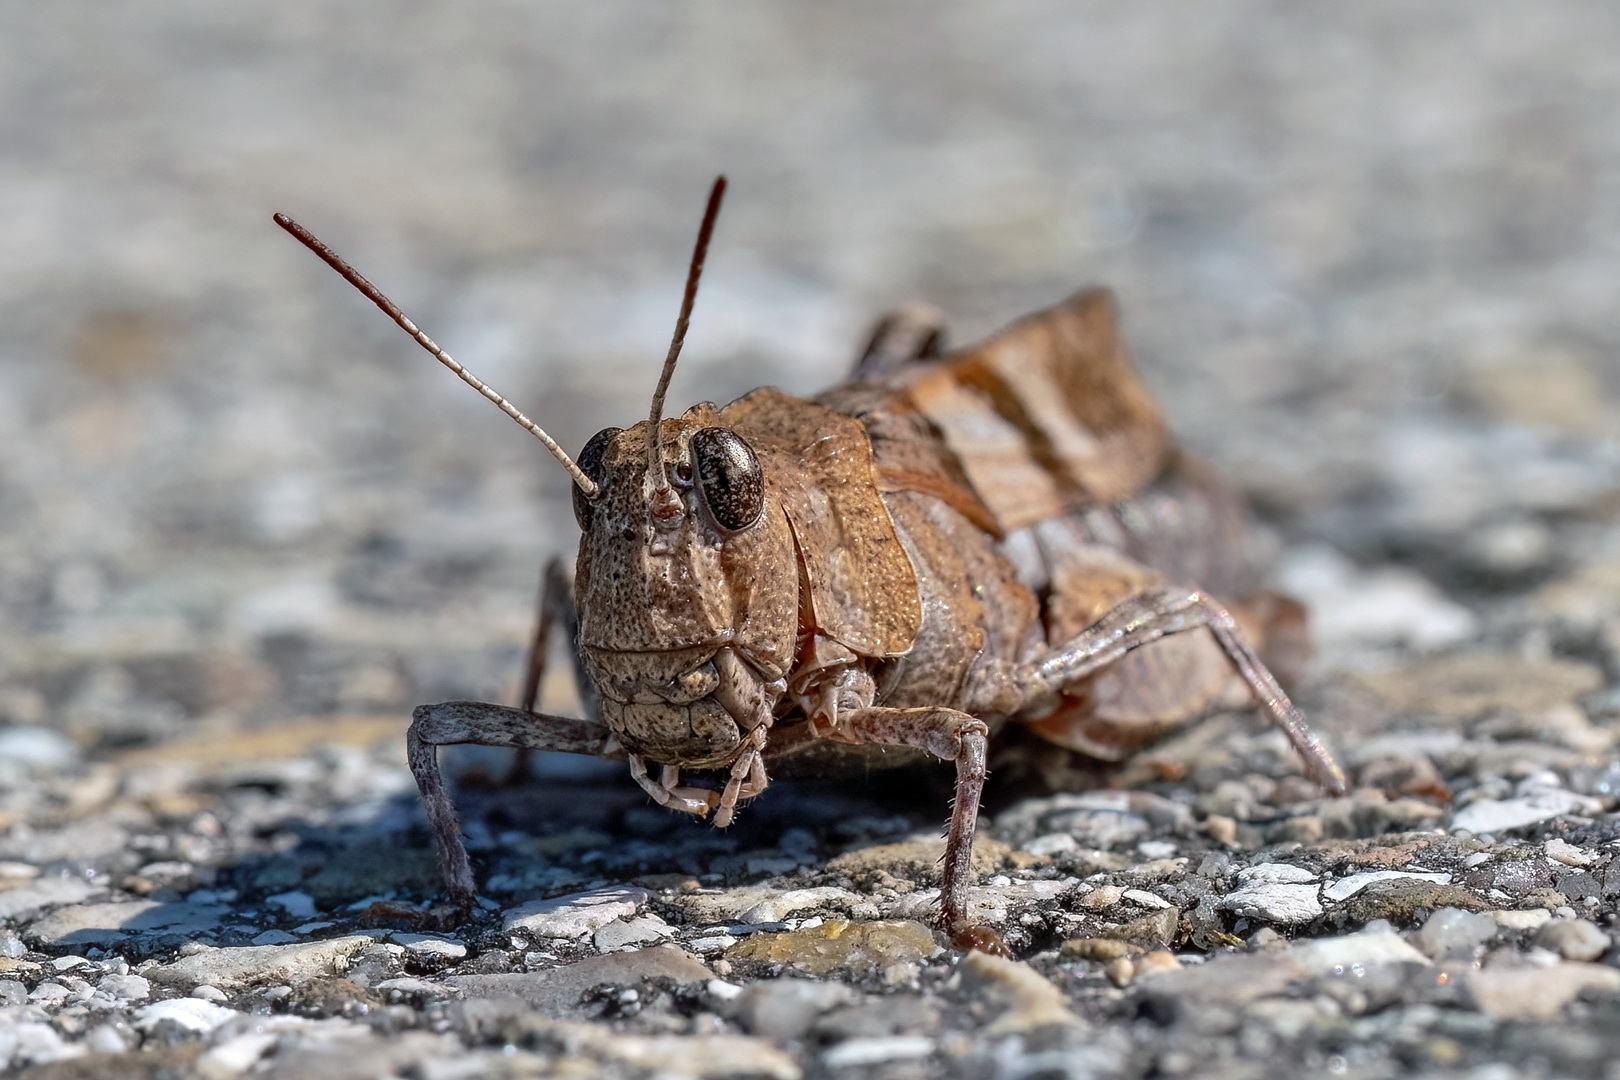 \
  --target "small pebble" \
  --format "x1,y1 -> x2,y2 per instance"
1135,951 -> 1182,978
1545,838 -> 1595,868
1535,919 -> 1610,962
1205,815 -> 1238,846
1081,886 -> 1125,909
191,985 -> 229,1003
1417,907 -> 1497,959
